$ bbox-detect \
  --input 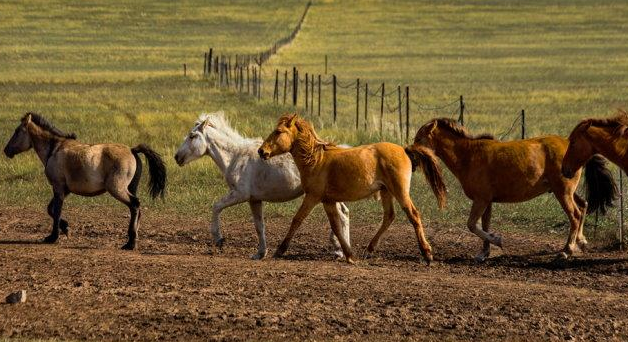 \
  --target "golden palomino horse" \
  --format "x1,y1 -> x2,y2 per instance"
258,114 -> 446,264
